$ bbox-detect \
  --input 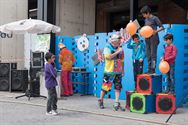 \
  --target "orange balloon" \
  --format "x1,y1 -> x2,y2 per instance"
126,22 -> 137,36
159,61 -> 170,74
140,26 -> 153,38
